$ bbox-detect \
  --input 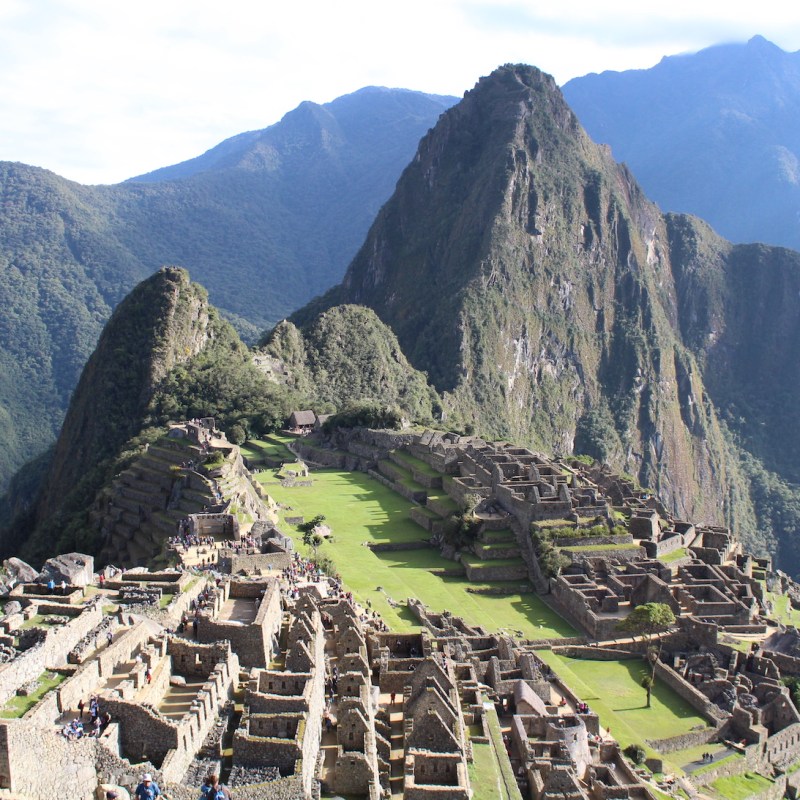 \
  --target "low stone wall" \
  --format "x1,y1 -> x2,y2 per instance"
462,561 -> 528,582
551,535 -> 632,548
0,601 -> 103,706
653,660 -> 728,724
647,725 -> 718,754
369,541 -> 432,552
552,646 -> 639,661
